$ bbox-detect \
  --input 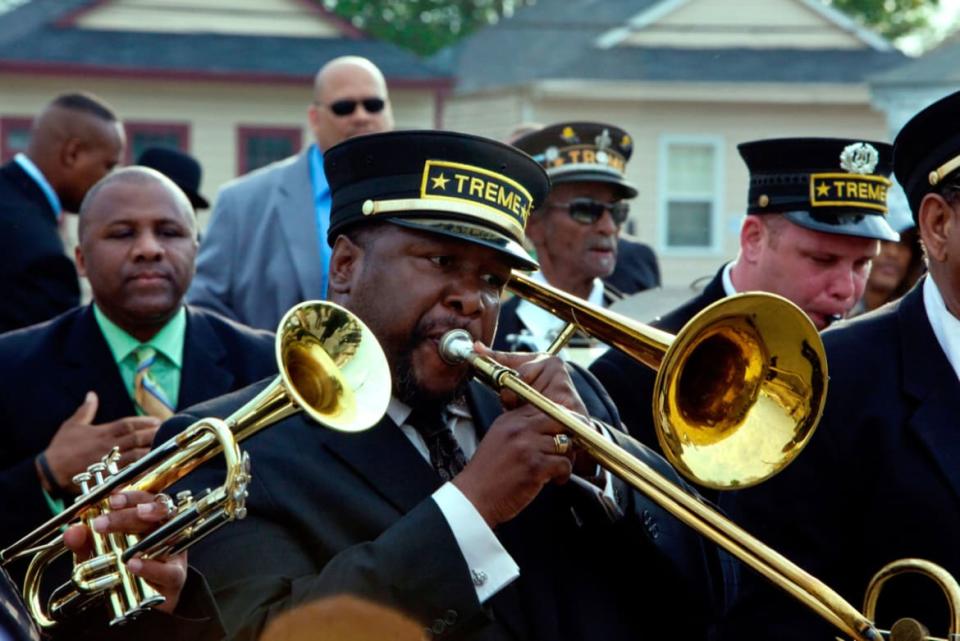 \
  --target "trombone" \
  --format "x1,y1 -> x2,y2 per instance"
447,271 -> 960,641
1,301 -> 391,628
